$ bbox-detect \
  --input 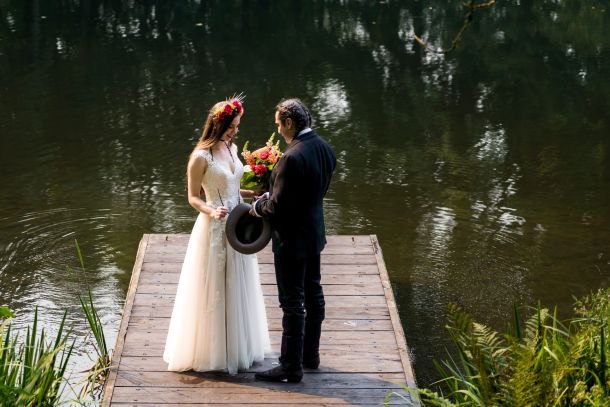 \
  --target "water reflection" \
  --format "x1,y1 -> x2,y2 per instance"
473,123 -> 507,162
311,78 -> 351,129
413,206 -> 457,278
